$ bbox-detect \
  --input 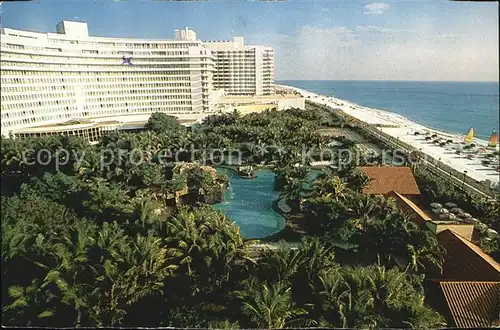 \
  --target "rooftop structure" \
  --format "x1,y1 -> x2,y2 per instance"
217,94 -> 305,113
438,281 -> 500,328
436,229 -> 500,281
424,231 -> 500,328
360,166 -> 421,196
11,113 -> 204,142
388,191 -> 474,241
205,37 -> 274,96
175,27 -> 197,41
